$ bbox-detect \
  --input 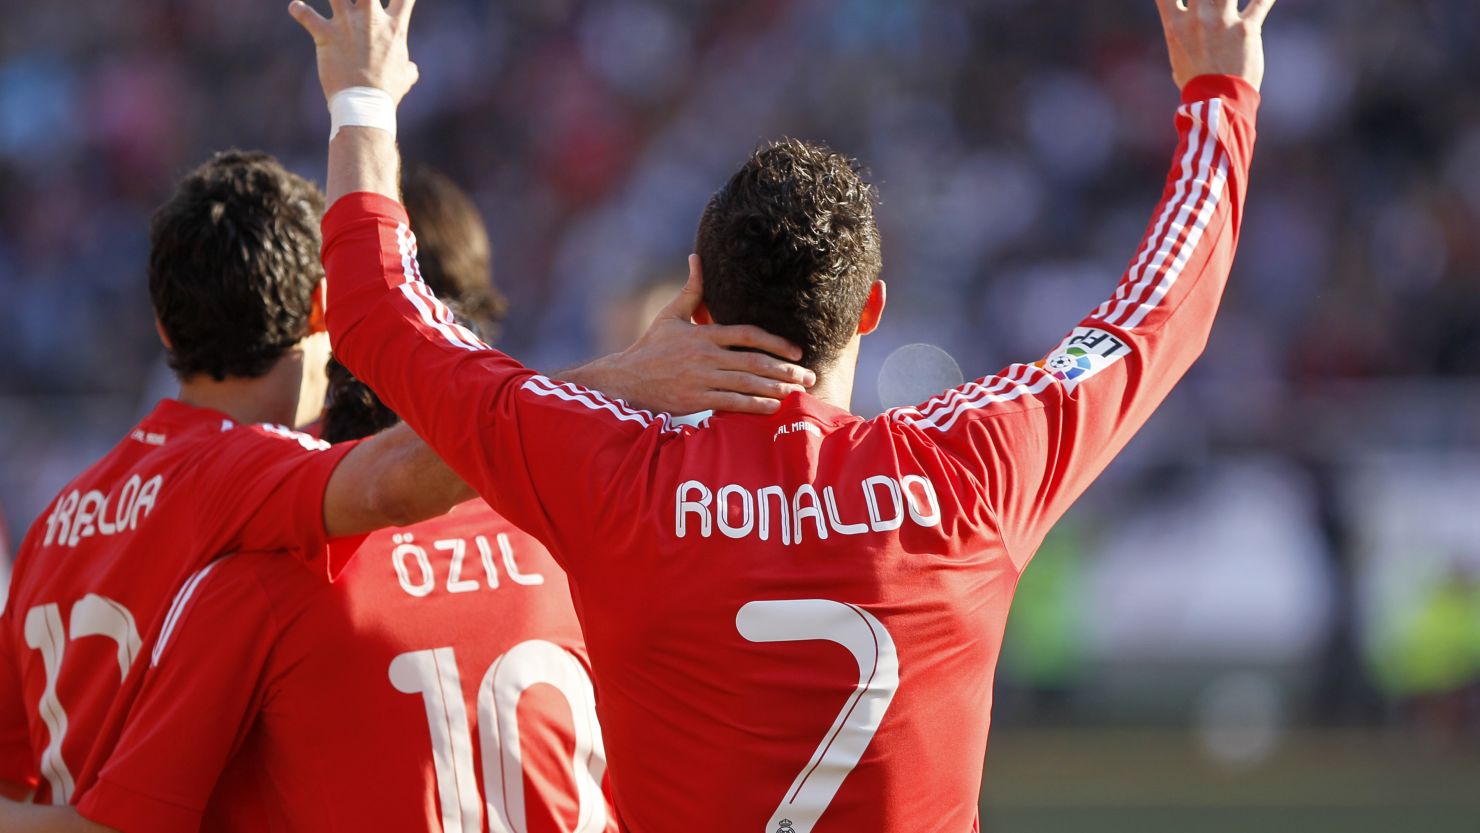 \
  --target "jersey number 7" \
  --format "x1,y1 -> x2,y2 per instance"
736,600 -> 899,833
390,640 -> 609,833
